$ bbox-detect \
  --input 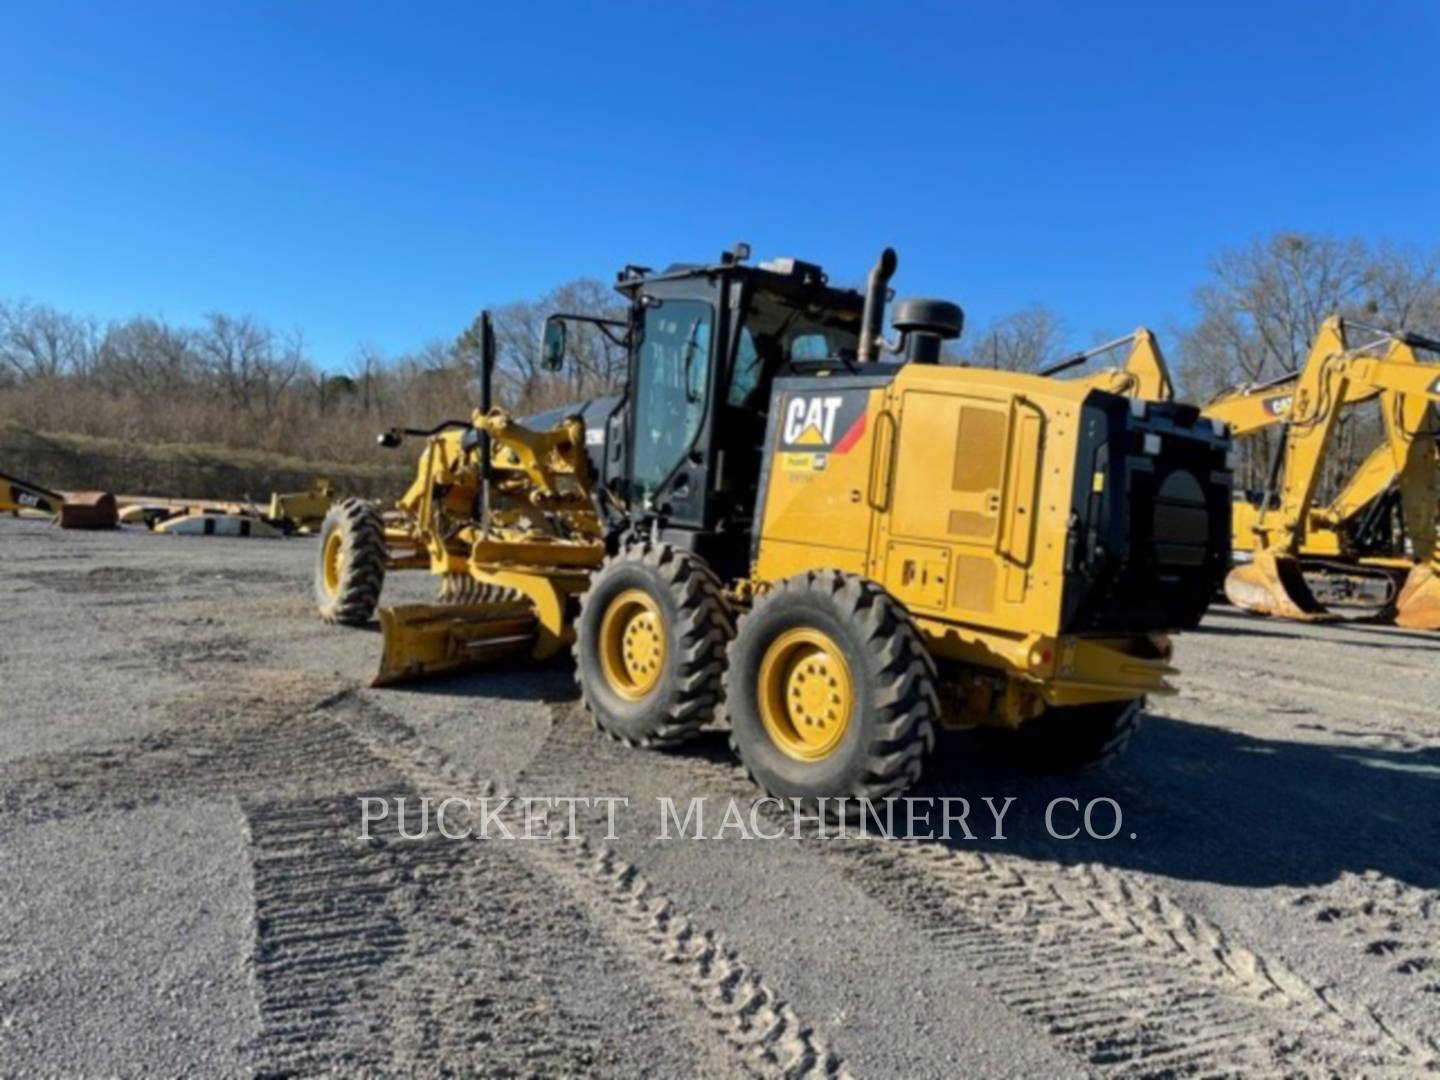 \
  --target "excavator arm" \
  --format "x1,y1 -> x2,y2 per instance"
1225,322 -> 1440,625
0,470 -> 64,517
1068,328 -> 1176,401
1082,328 -> 1175,401
1203,374 -> 1300,437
